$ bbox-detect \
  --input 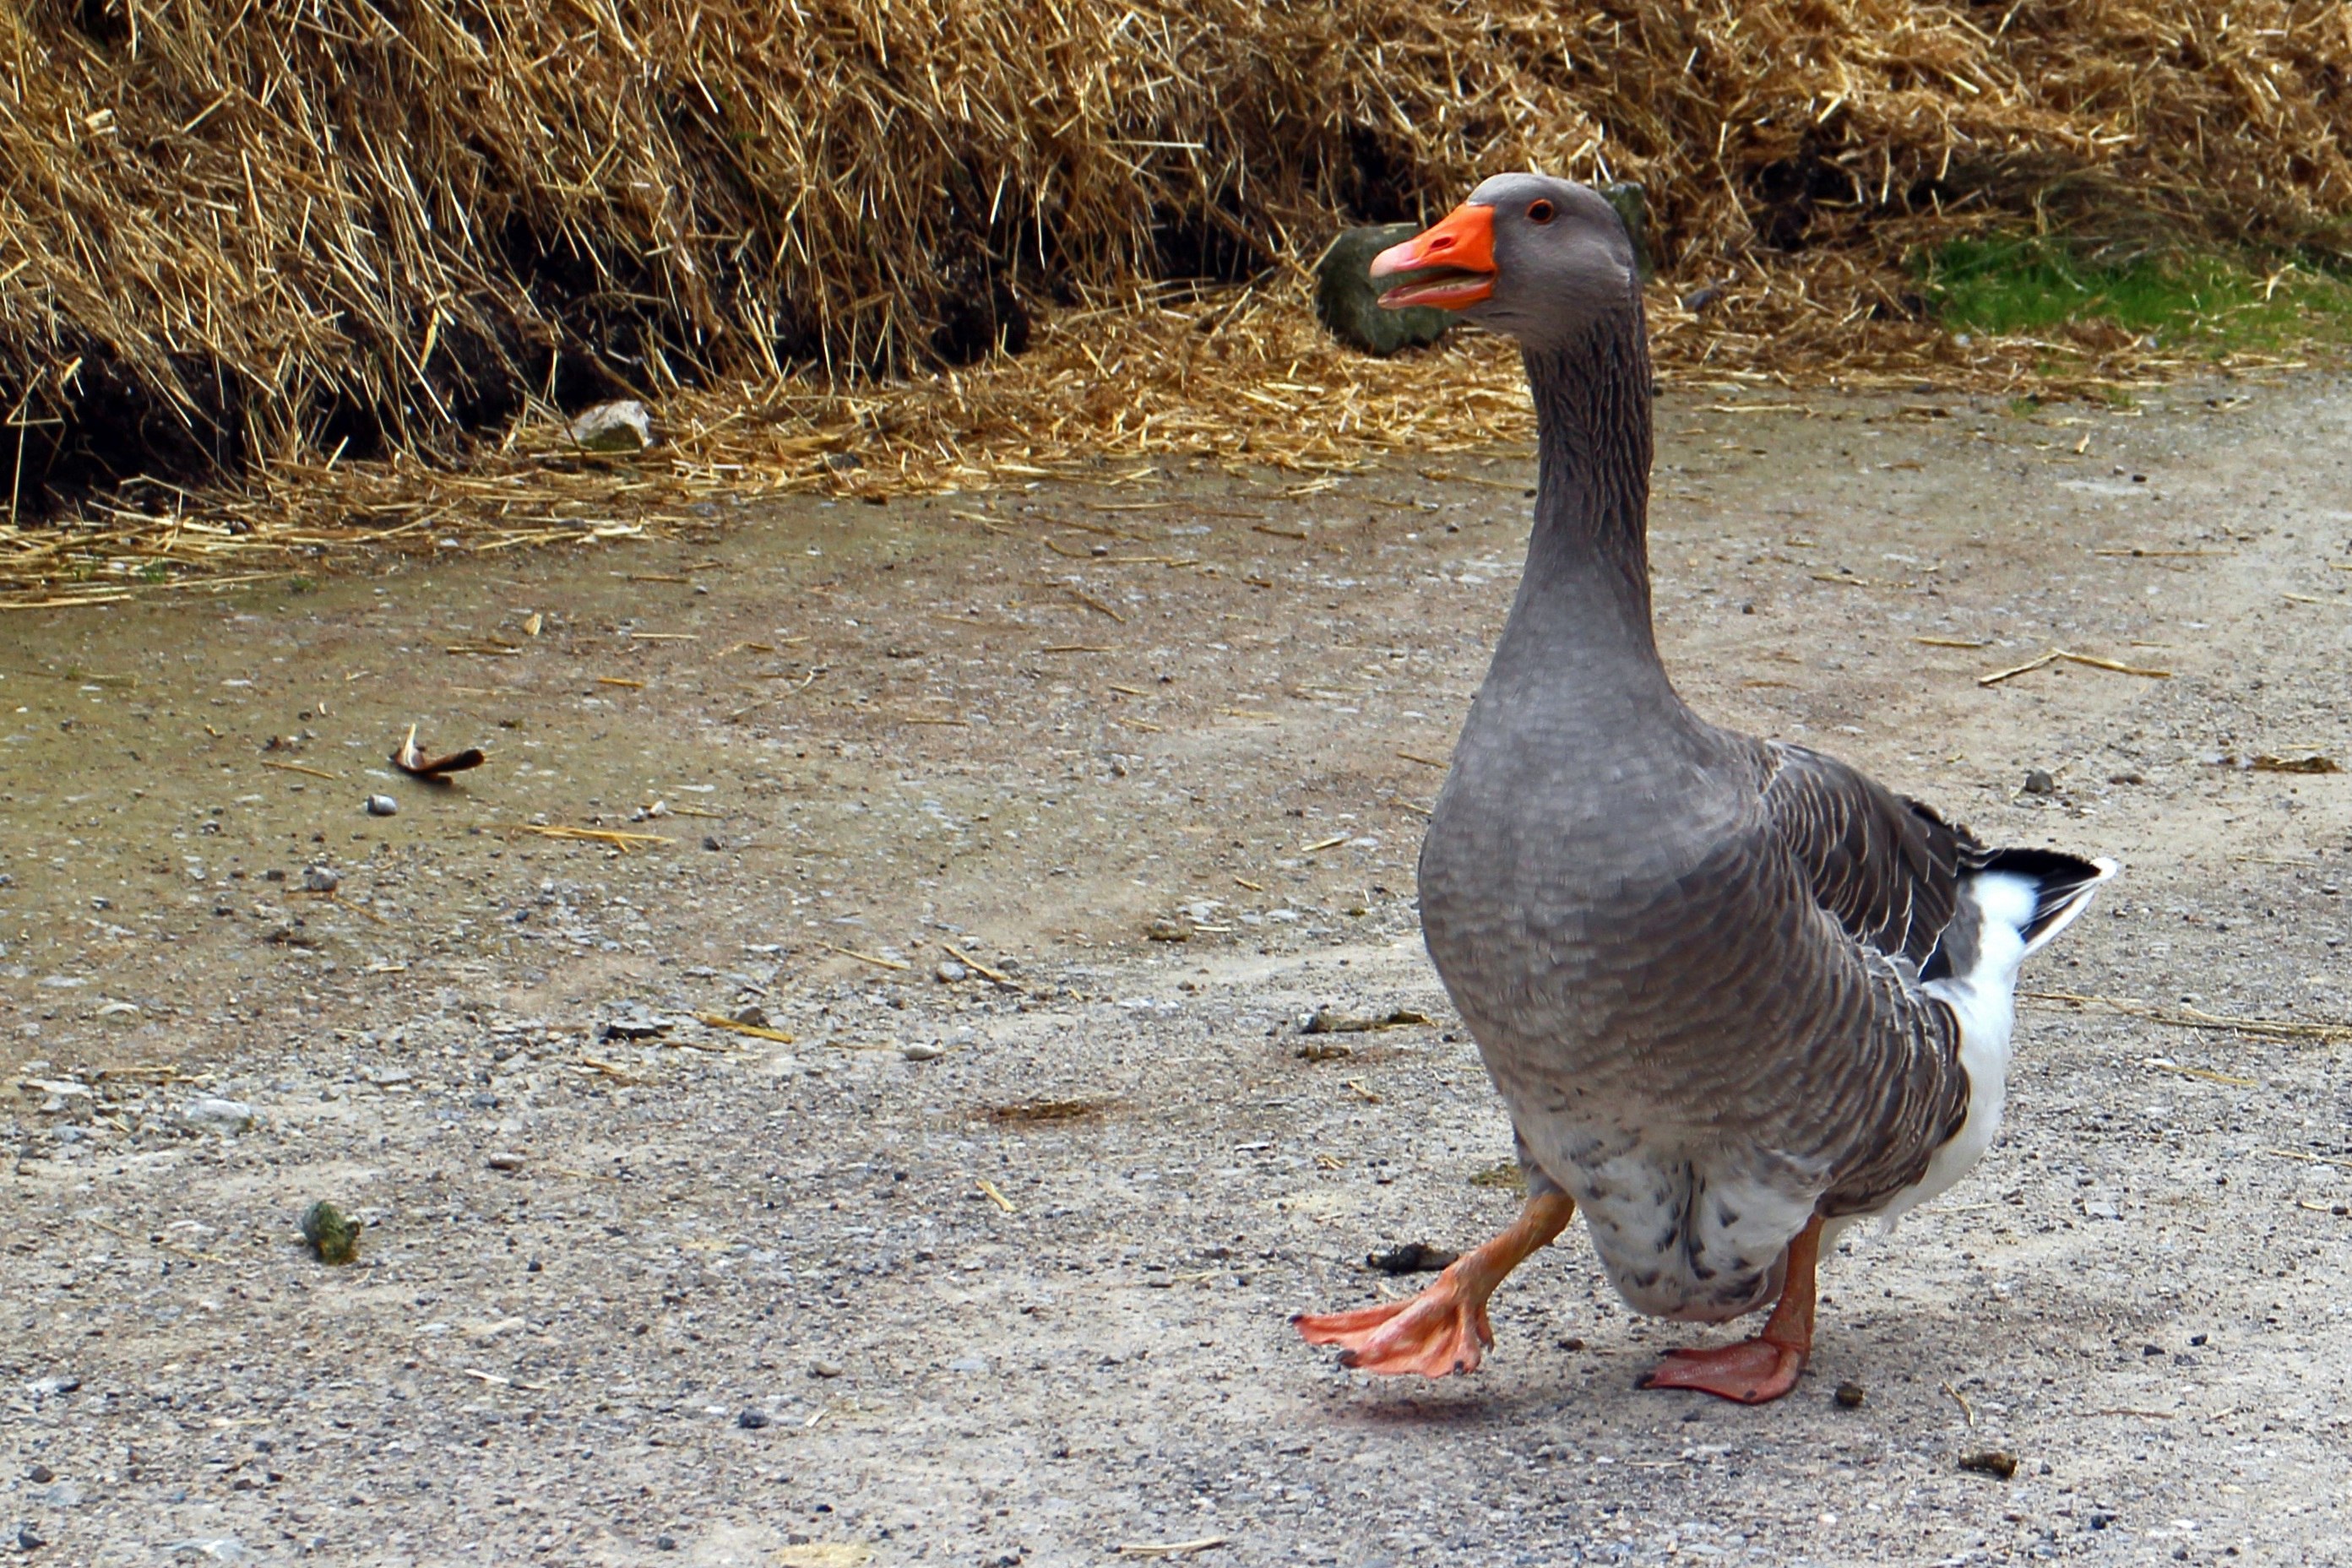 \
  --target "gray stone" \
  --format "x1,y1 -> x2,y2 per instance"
182,1097 -> 255,1135
1314,224 -> 1455,356
568,399 -> 654,453
301,865 -> 340,893
365,795 -> 398,817
900,1042 -> 944,1062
